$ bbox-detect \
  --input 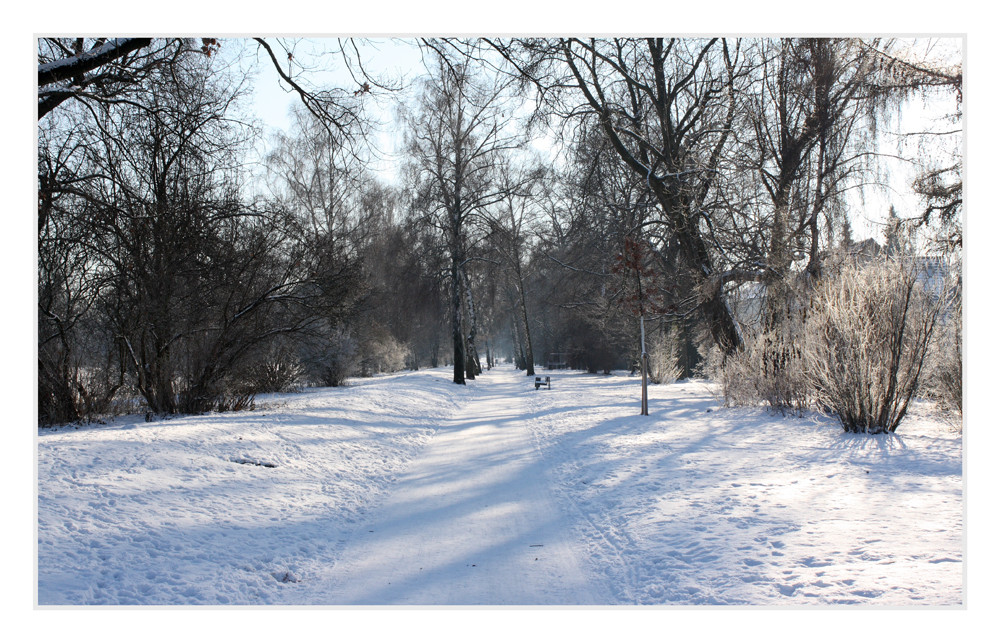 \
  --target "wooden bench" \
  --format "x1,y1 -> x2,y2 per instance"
534,376 -> 551,390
